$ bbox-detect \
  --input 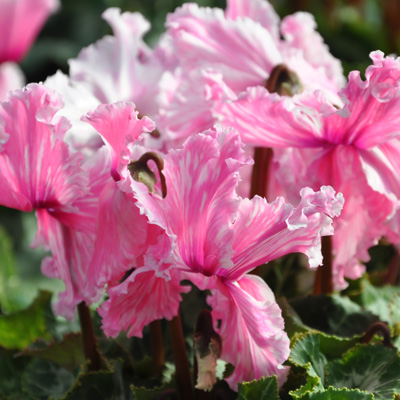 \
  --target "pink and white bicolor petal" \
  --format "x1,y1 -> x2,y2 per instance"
220,86 -> 332,148
0,0 -> 59,63
325,51 -> 400,148
132,127 -> 252,276
225,186 -> 343,281
157,67 -> 235,149
166,3 -> 282,92
100,268 -> 191,338
0,84 -> 87,211
208,275 -> 290,390
82,101 -> 155,180
225,0 -> 280,40
280,12 -> 345,89
86,180 -> 158,296
34,209 -> 96,320
315,147 -> 395,289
